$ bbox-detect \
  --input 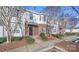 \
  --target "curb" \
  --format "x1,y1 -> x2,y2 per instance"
54,46 -> 68,52
37,46 -> 54,52
37,46 -> 68,52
